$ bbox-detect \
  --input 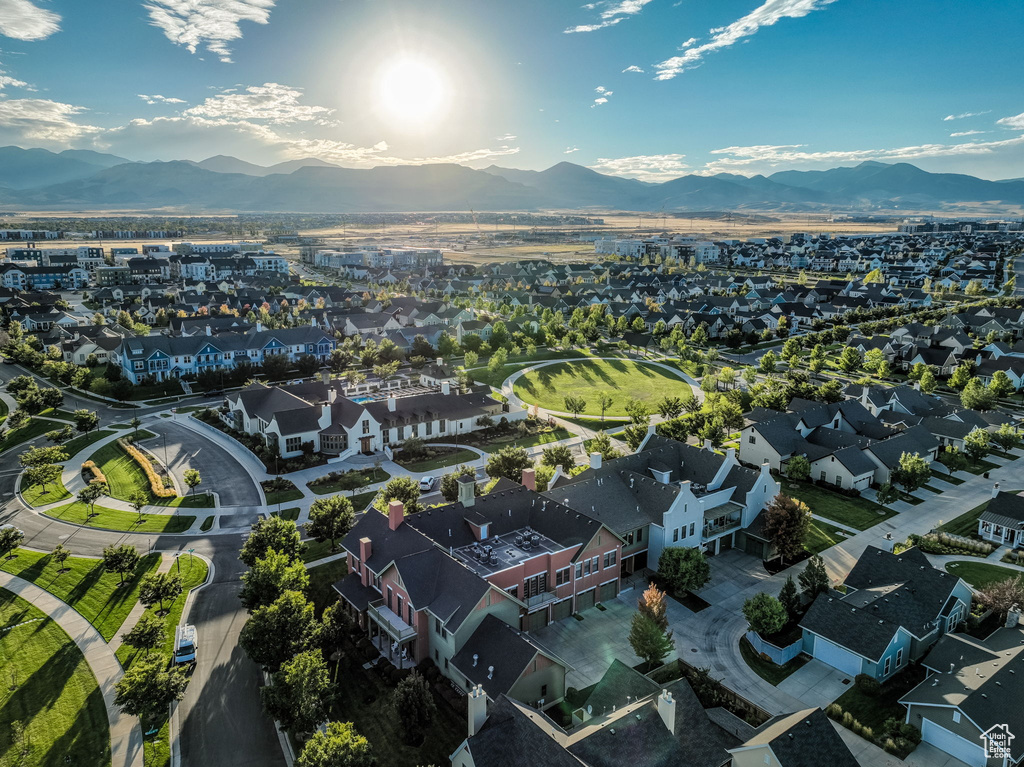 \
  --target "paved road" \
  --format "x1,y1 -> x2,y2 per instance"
145,420 -> 262,507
